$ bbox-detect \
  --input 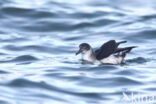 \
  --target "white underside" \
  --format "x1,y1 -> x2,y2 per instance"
82,52 -> 124,64
81,50 -> 125,64
99,55 -> 124,64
